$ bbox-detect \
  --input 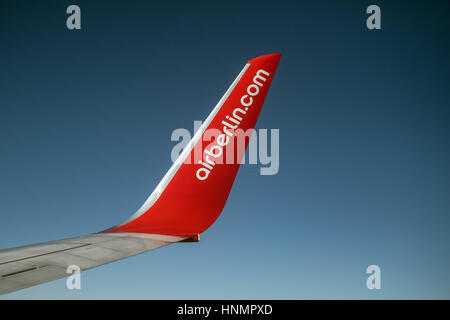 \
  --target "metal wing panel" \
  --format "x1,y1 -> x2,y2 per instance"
0,233 -> 186,295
